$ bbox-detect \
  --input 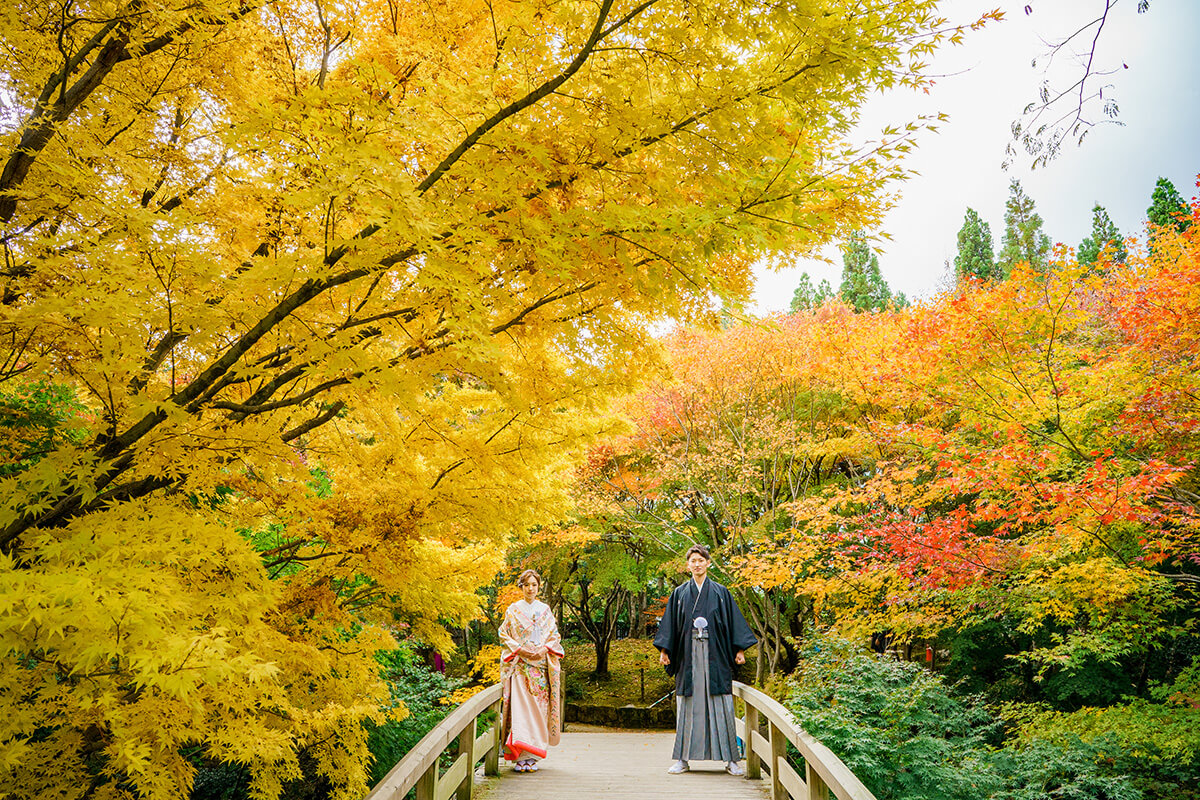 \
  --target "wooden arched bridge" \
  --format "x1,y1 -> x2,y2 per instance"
364,682 -> 875,800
